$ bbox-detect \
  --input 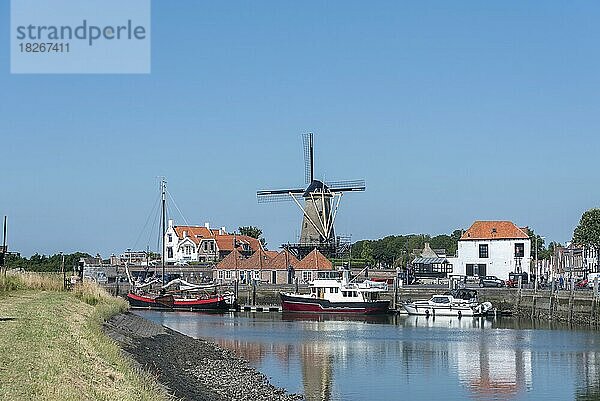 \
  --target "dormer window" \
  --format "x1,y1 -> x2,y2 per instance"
167,234 -> 172,243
